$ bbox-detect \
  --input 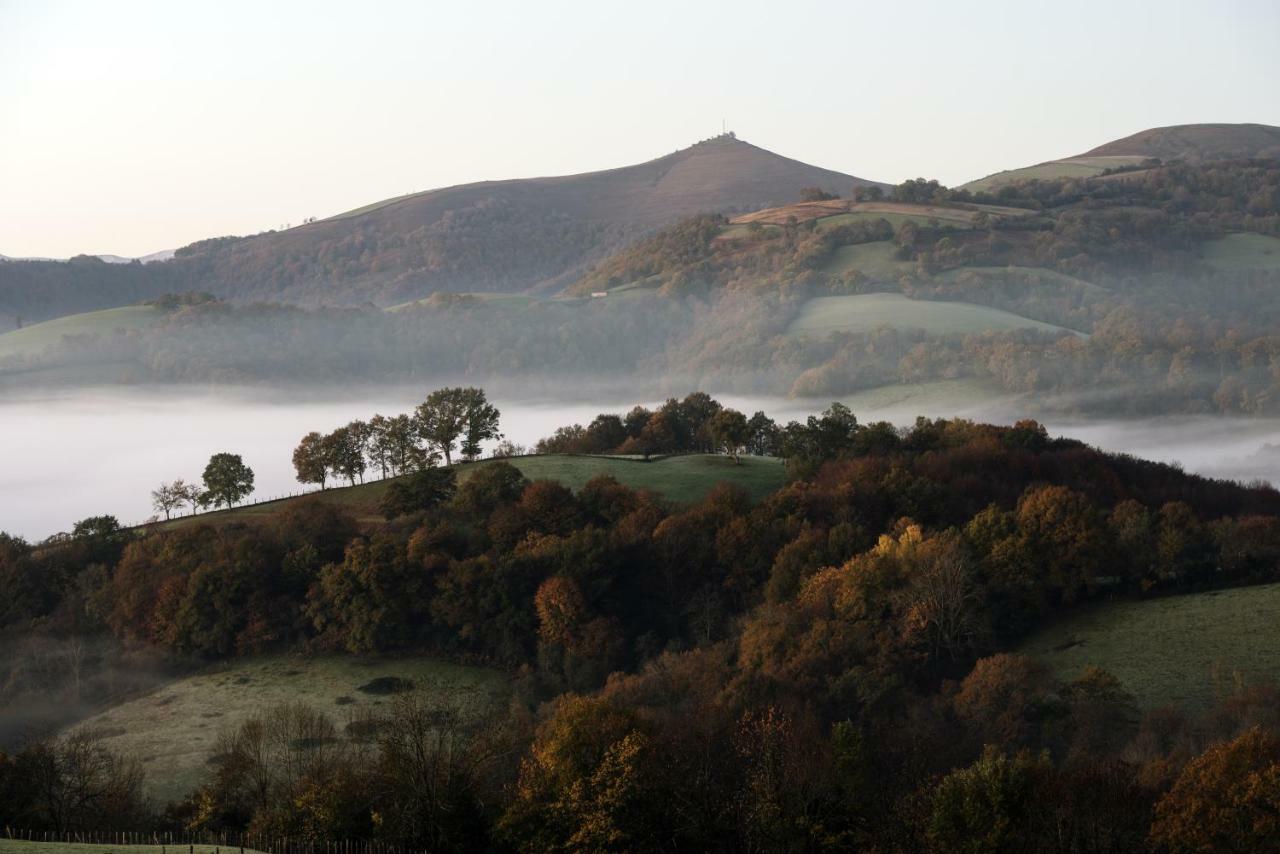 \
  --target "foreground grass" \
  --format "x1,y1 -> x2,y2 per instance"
70,654 -> 505,803
786,293 -> 1078,339
1020,582 -> 1280,711
158,453 -> 787,529
0,843 -> 267,854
